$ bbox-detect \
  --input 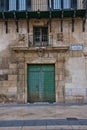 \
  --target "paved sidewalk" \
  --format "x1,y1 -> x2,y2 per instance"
0,103 -> 87,129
